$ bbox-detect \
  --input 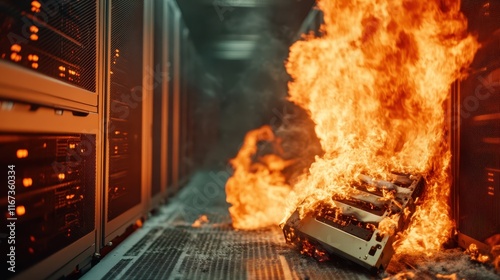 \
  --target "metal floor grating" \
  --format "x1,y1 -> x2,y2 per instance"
95,225 -> 366,280
81,171 -> 500,280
